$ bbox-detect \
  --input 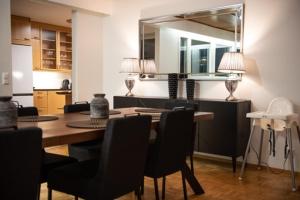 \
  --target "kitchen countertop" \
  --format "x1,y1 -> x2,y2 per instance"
33,88 -> 71,91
